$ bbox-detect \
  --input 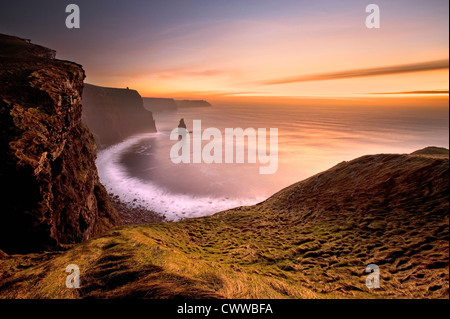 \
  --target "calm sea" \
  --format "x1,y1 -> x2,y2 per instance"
97,101 -> 449,221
